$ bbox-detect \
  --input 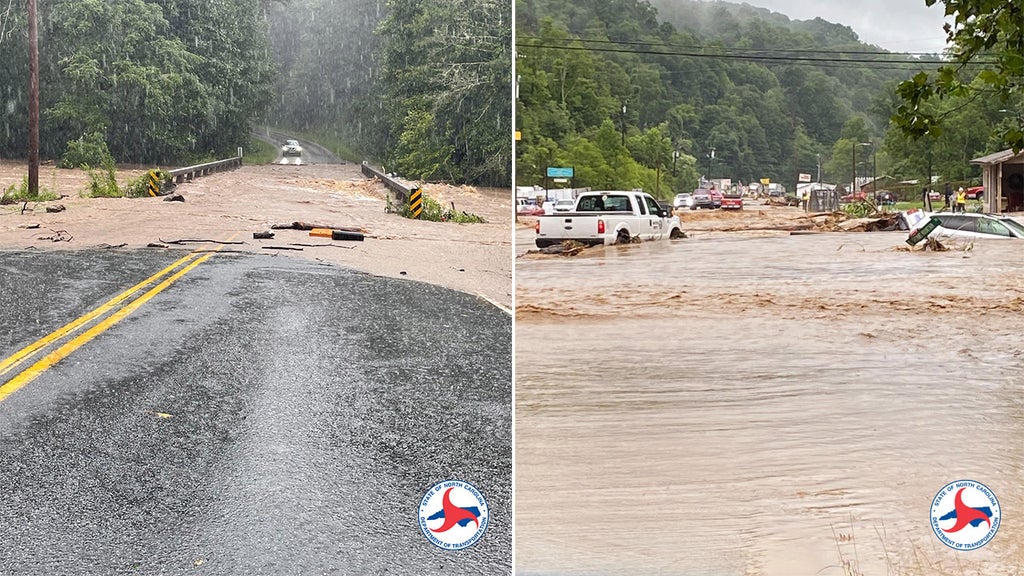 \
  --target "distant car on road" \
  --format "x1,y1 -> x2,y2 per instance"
673,193 -> 694,210
554,198 -> 575,212
721,192 -> 743,210
282,139 -> 303,156
965,186 -> 984,200
517,202 -> 544,216
691,188 -> 721,209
